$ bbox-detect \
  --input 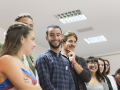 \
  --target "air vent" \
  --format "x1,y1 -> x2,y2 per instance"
77,27 -> 94,33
